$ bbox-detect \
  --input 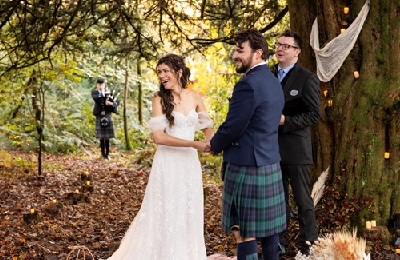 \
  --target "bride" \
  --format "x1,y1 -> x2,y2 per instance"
107,53 -> 214,260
